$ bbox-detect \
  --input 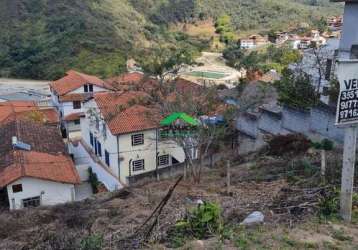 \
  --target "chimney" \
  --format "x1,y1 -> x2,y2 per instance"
12,136 -> 17,148
12,136 -> 31,151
